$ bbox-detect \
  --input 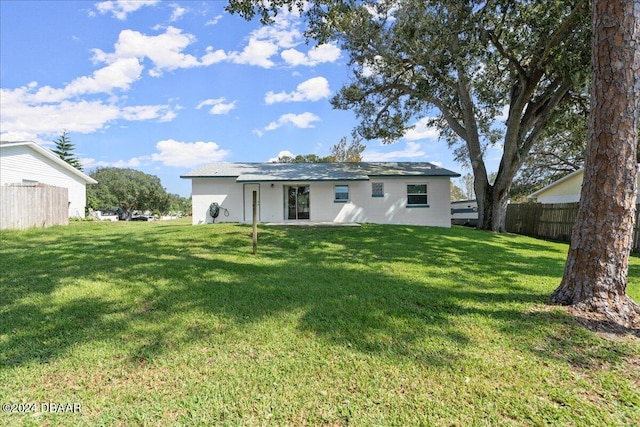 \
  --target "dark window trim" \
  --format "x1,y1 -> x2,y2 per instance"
334,184 -> 350,203
407,183 -> 428,207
